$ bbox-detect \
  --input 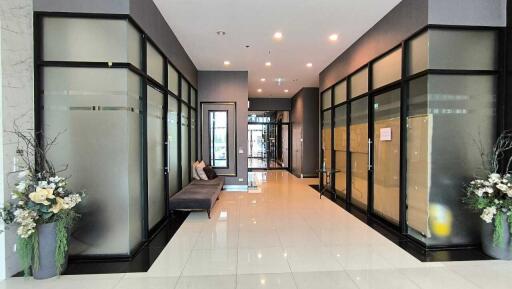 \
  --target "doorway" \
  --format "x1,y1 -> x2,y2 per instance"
247,111 -> 290,170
